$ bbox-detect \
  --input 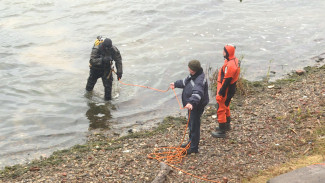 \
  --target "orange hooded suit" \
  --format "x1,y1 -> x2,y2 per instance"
216,45 -> 240,123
